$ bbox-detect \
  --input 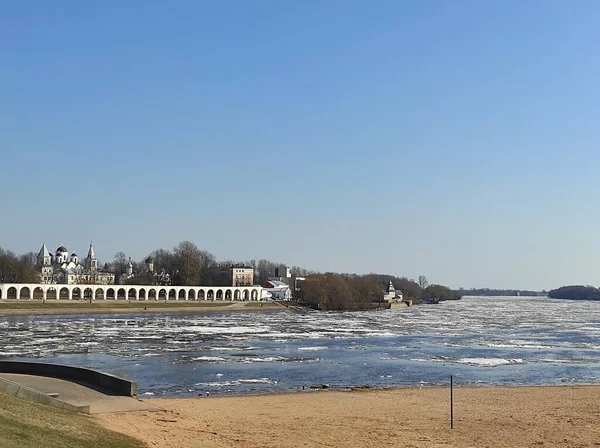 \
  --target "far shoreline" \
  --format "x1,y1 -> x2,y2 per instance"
0,300 -> 297,317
